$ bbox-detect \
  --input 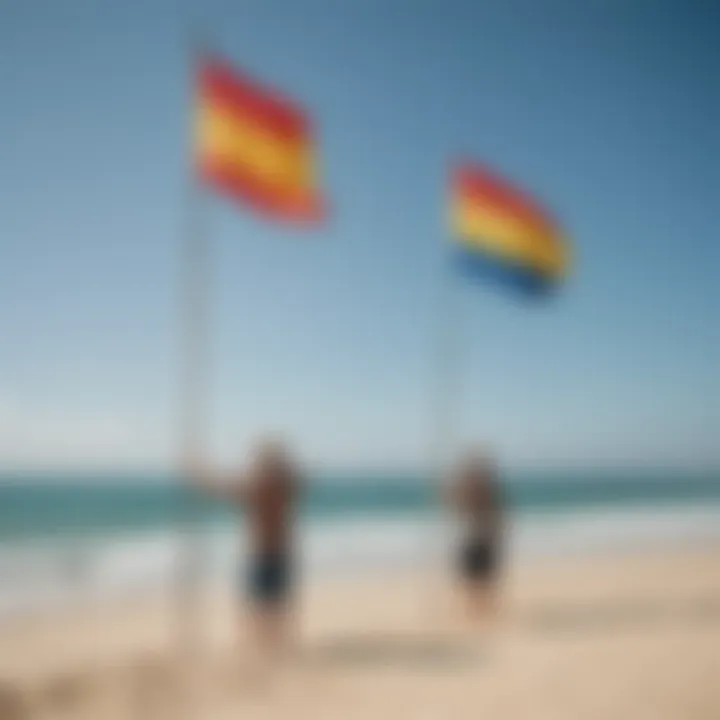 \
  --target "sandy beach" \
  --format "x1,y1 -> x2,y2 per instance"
1,547 -> 719,719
